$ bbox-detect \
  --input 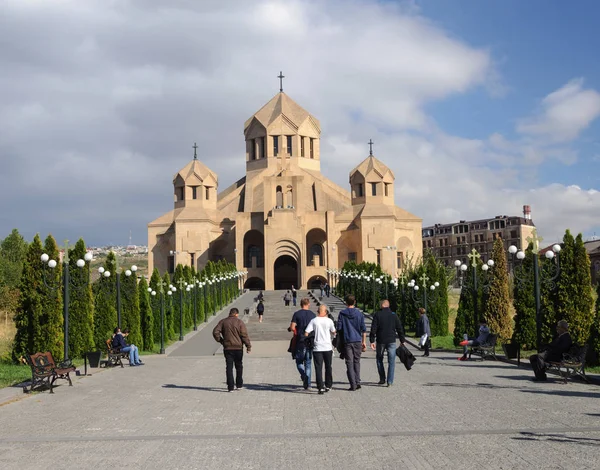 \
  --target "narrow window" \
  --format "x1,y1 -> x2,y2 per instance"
286,135 -> 293,155
260,137 -> 266,159
178,187 -> 184,201
356,183 -> 364,198
371,183 -> 377,196
376,249 -> 381,266
192,186 -> 198,200
190,253 -> 195,268
384,183 -> 390,196
249,139 -> 256,160
348,252 -> 357,262
273,136 -> 279,156
205,187 -> 210,200
309,138 -> 314,158
396,252 -> 403,270
168,255 -> 175,274
300,137 -> 305,157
